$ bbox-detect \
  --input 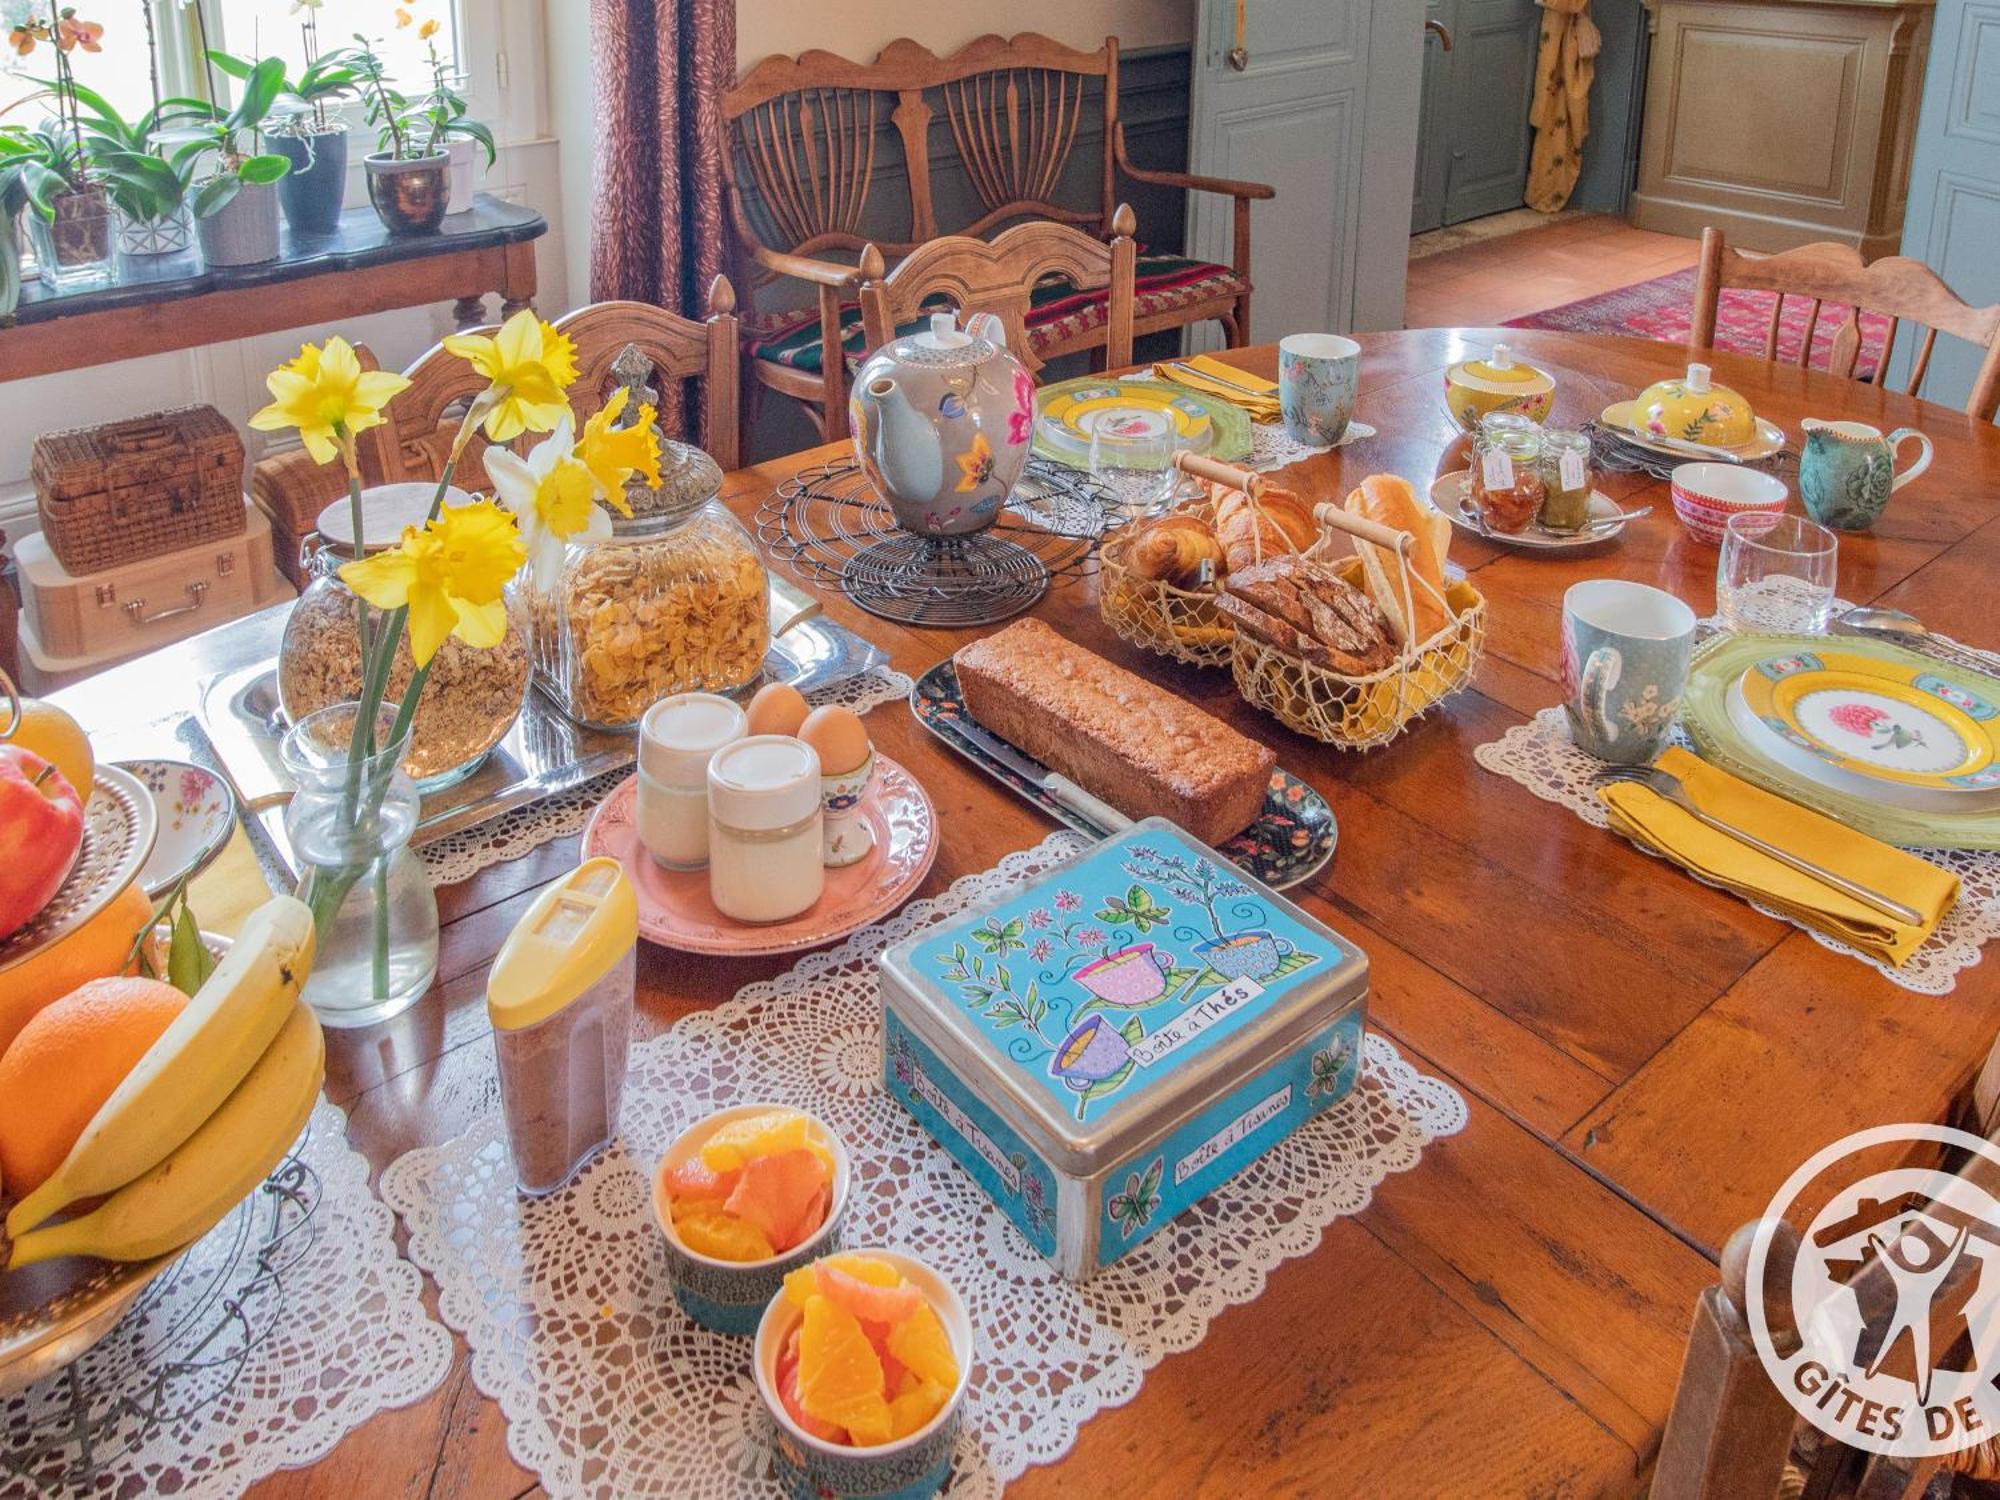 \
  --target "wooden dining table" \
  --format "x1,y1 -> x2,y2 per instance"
46,325 -> 2000,1498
